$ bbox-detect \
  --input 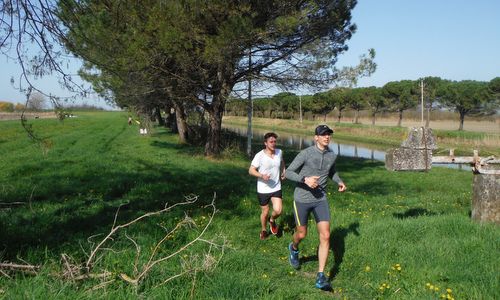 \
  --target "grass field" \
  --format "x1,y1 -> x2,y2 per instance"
0,112 -> 499,299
